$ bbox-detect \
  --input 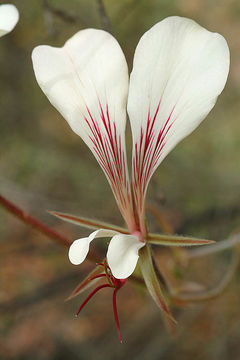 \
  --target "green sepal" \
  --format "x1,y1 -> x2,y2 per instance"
49,210 -> 128,233
139,244 -> 177,325
147,233 -> 215,247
